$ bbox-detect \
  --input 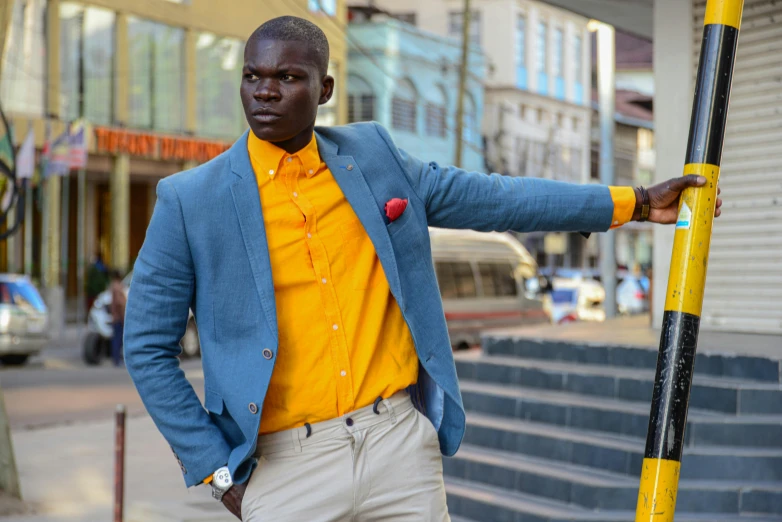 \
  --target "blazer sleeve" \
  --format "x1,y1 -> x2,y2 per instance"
124,178 -> 231,488
372,123 -> 615,233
